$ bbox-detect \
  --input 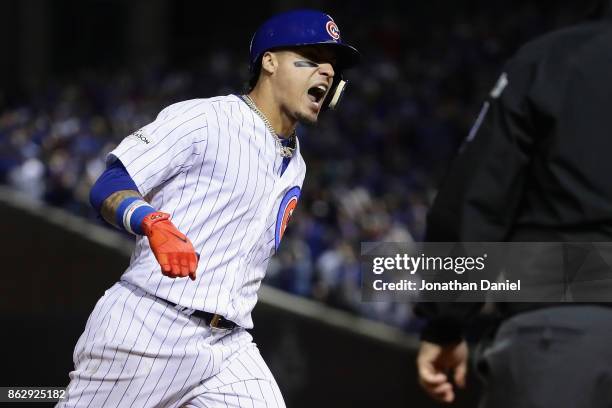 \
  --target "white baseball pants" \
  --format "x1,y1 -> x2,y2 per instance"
57,281 -> 285,408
